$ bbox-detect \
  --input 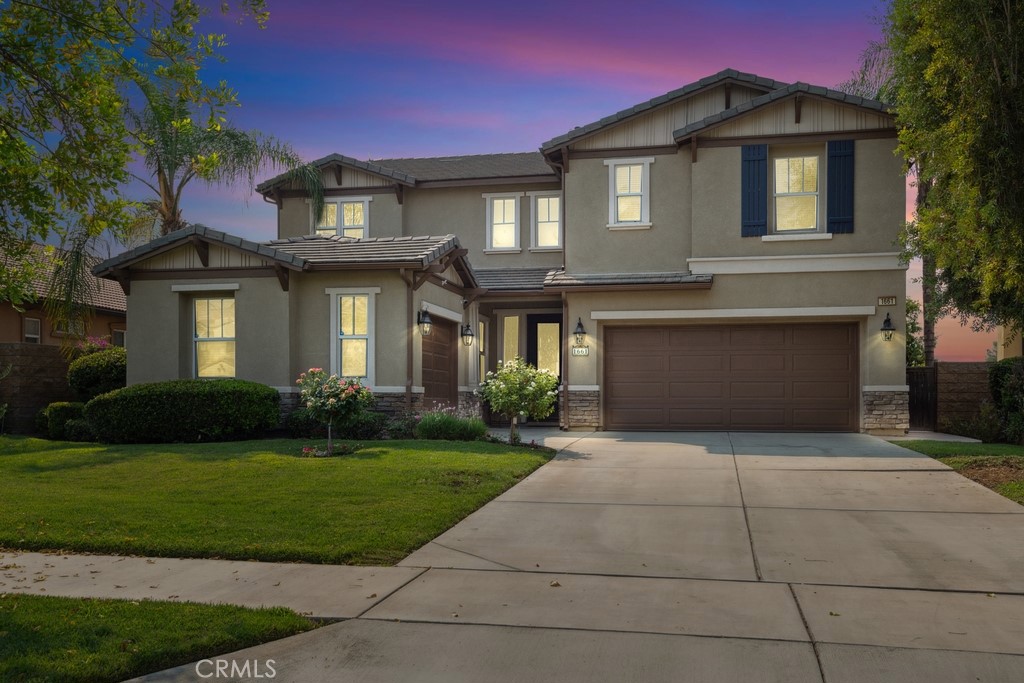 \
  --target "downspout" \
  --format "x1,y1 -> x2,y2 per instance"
401,268 -> 414,412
